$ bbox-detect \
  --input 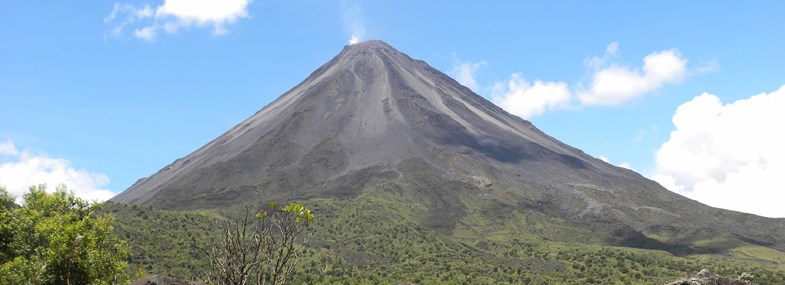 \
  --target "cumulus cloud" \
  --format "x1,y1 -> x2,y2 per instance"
651,85 -> 785,217
578,44 -> 688,106
492,74 -> 572,119
0,141 -> 115,203
484,42 -> 695,119
341,0 -> 366,45
105,0 -> 251,41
